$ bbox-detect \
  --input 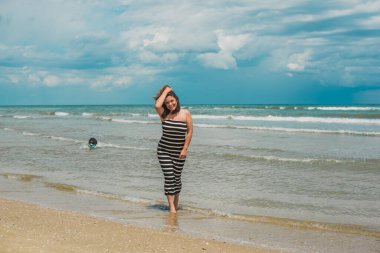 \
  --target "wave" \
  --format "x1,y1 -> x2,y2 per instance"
76,190 -> 378,237
10,129 -> 85,144
194,124 -> 380,137
22,131 -> 40,136
44,182 -> 79,192
82,112 -> 95,117
307,106 -> 380,111
13,115 -> 31,119
183,206 -> 380,238
1,172 -> 43,182
108,113 -> 144,117
77,189 -> 152,205
43,135 -> 148,150
220,153 -> 349,164
111,119 -> 156,125
2,172 -> 379,238
192,115 -> 380,125
241,106 -> 380,111
0,173 -> 152,204
54,112 -> 70,116
3,127 -> 149,151
97,116 -> 112,121
95,116 -> 380,136
96,142 -> 149,151
46,135 -> 83,143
